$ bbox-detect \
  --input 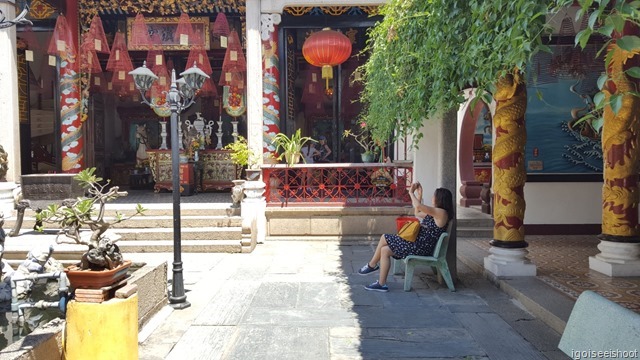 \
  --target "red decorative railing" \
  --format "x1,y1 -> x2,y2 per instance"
262,163 -> 413,207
